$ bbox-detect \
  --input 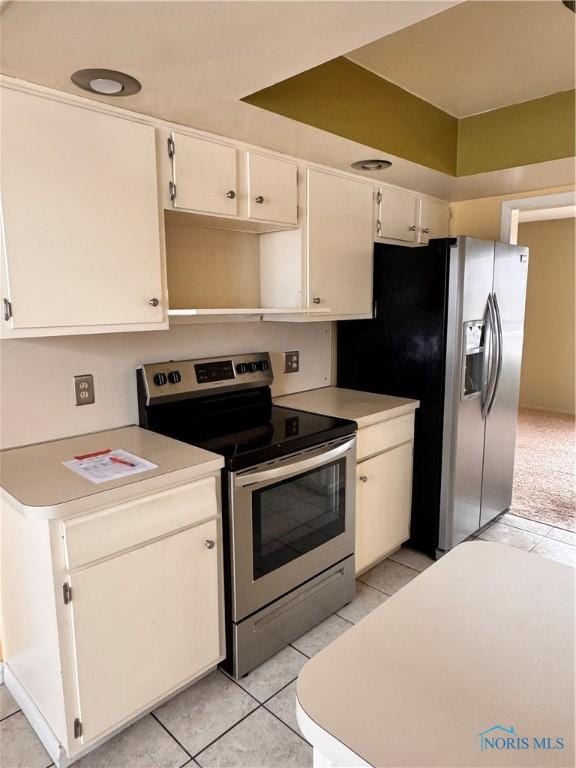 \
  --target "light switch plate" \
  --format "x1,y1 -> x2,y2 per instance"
284,351 -> 300,373
74,374 -> 95,406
